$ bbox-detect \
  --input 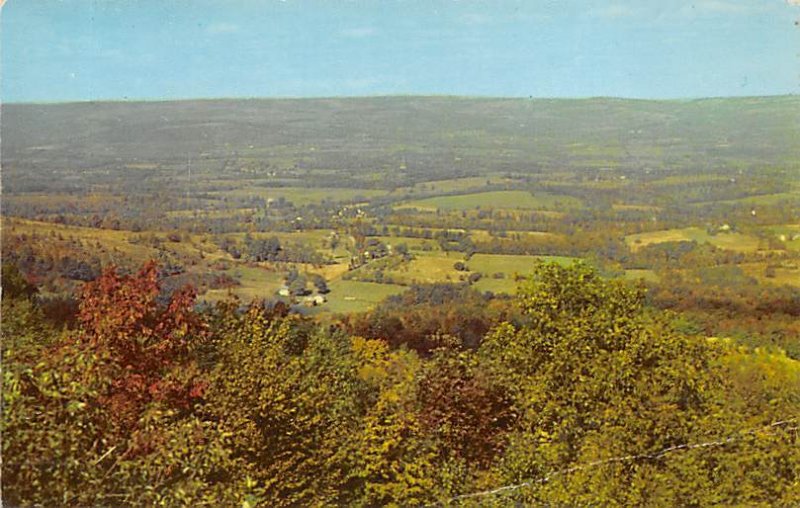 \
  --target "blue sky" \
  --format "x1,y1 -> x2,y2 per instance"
2,0 -> 798,102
